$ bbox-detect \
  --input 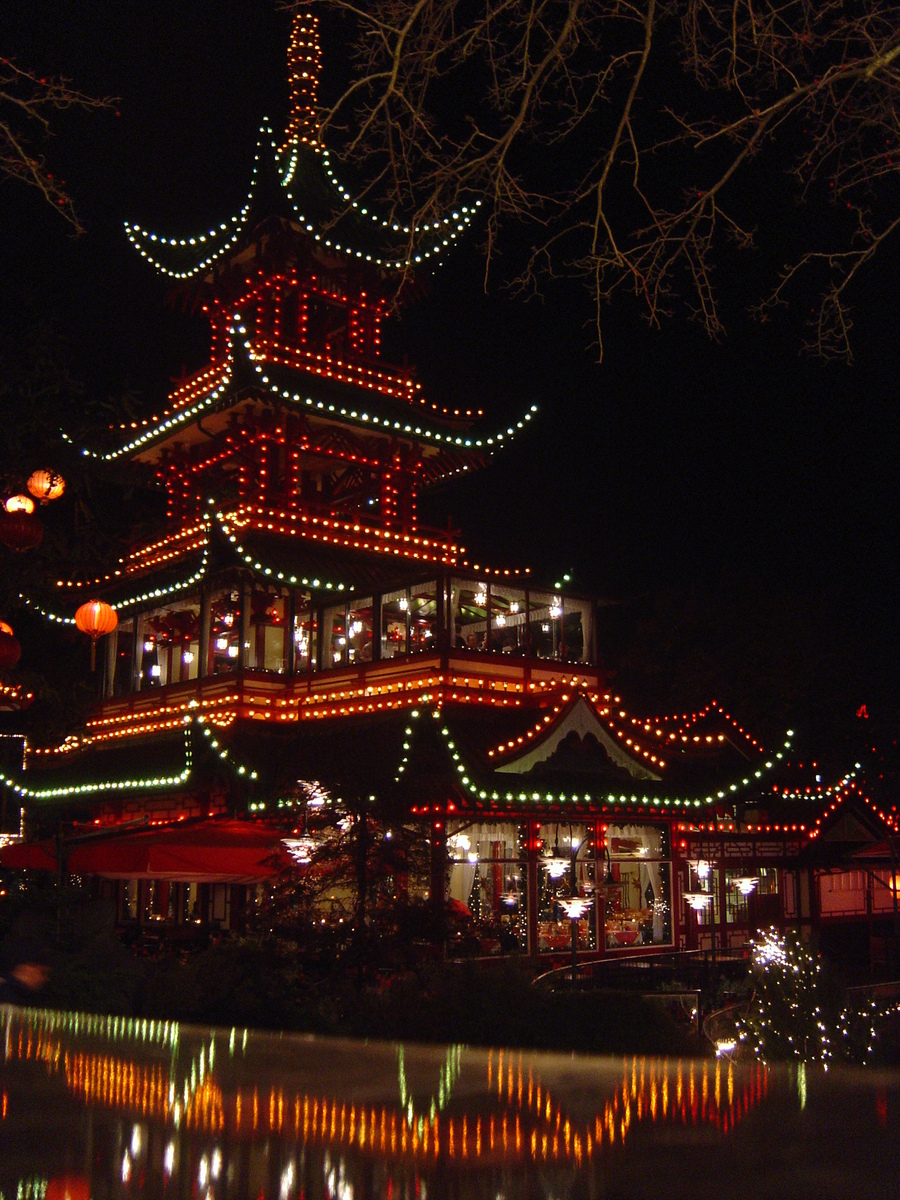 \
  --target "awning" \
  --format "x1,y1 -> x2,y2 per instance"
1,820 -> 295,884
